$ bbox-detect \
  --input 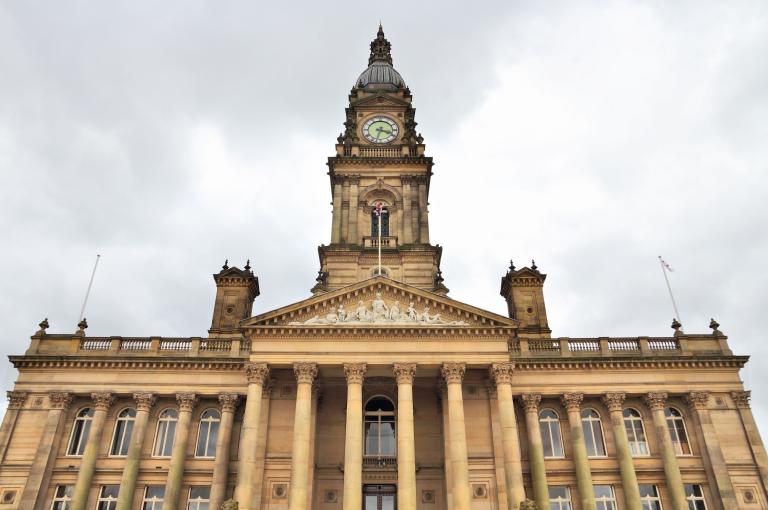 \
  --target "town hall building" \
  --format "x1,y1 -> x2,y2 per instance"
0,26 -> 766,510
